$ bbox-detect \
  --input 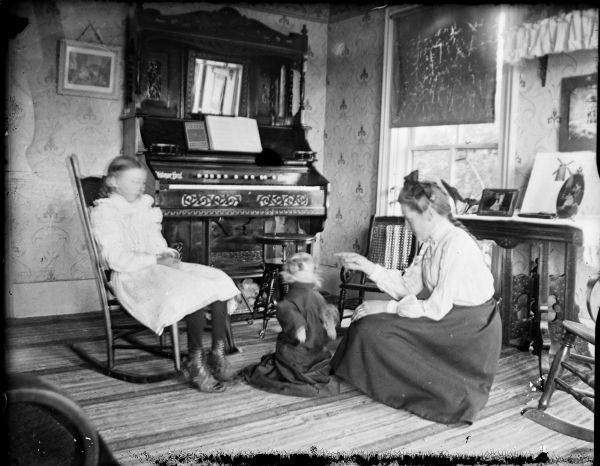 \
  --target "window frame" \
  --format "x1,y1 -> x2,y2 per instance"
377,5 -> 518,216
